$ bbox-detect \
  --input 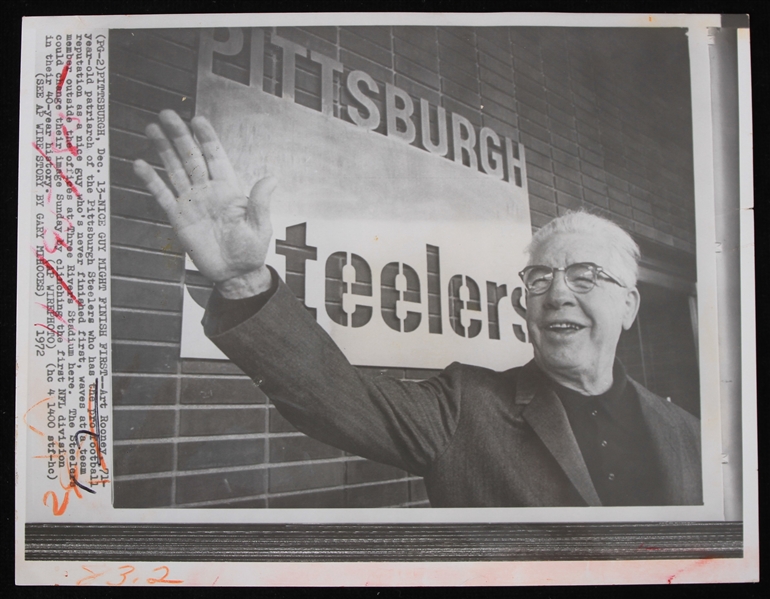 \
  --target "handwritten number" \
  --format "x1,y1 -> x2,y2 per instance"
76,565 -> 105,586
147,566 -> 183,585
106,565 -> 135,586
74,564 -> 182,586
43,490 -> 69,516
